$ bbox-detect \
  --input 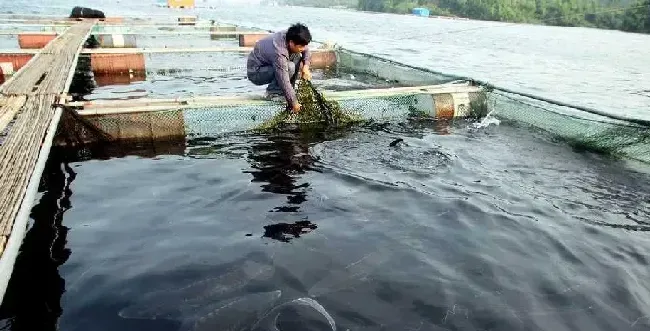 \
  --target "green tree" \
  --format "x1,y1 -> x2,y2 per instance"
621,0 -> 650,32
